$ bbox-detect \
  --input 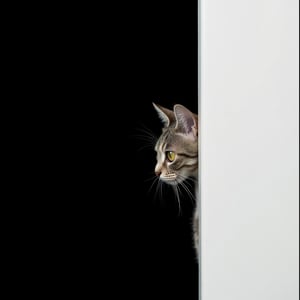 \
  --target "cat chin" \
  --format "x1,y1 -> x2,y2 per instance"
161,180 -> 177,186
160,176 -> 182,186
